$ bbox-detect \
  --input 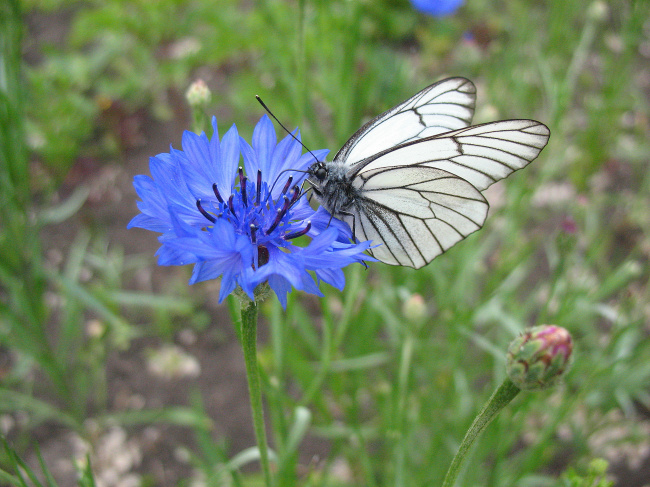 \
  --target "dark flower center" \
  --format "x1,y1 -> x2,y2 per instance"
195,168 -> 311,247
258,245 -> 270,267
